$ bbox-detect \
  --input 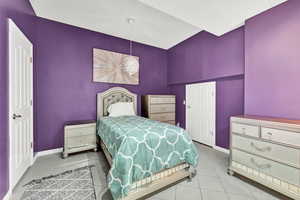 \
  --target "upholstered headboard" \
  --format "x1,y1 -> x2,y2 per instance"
97,87 -> 137,119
